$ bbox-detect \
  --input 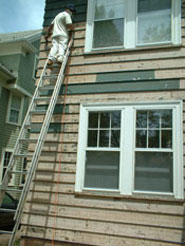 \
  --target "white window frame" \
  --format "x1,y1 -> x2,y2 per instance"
75,101 -> 184,199
0,149 -> 15,186
6,93 -> 24,126
85,0 -> 181,52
